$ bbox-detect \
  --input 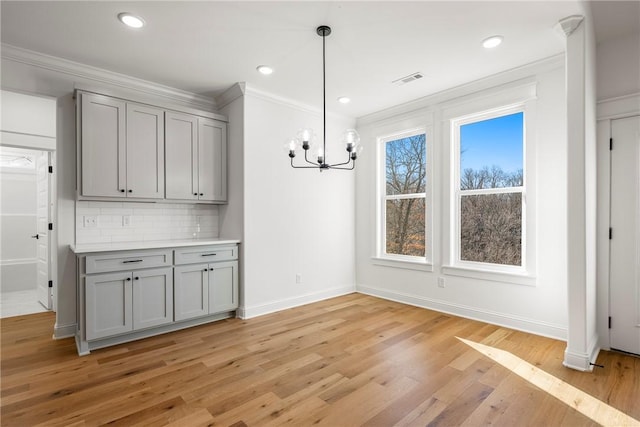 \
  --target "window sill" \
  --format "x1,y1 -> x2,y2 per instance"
442,265 -> 536,286
371,256 -> 433,272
